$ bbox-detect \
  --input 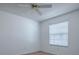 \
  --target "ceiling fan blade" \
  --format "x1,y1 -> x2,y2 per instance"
17,4 -> 30,7
34,8 -> 42,15
38,4 -> 52,8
